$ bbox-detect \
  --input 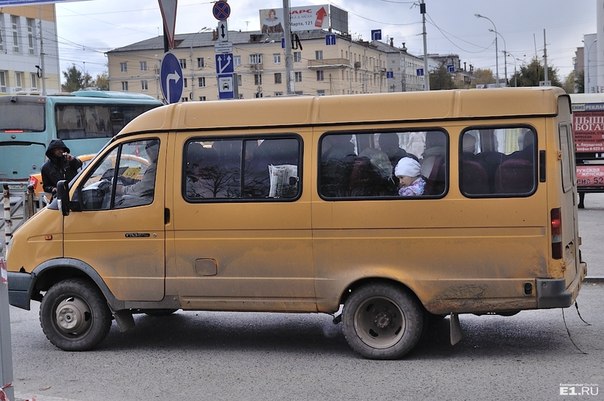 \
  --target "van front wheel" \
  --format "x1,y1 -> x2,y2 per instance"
40,279 -> 111,351
342,283 -> 424,359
